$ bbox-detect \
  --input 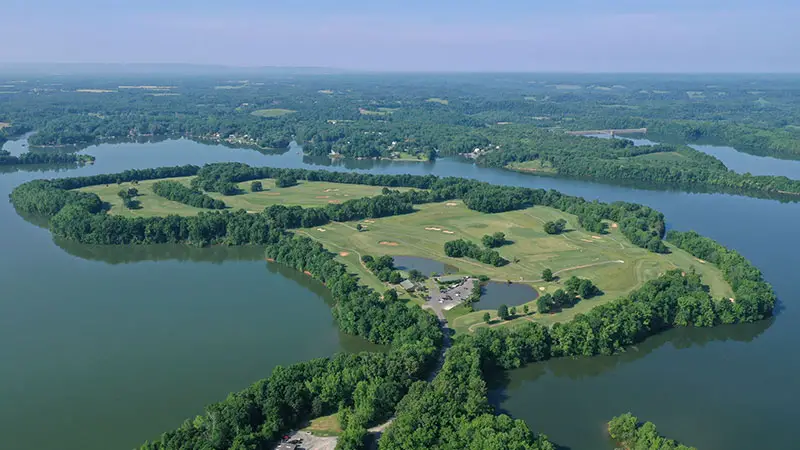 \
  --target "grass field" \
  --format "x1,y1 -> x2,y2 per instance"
251,108 -> 296,117
78,178 -> 733,334
79,177 -> 406,218
506,160 -> 558,174
301,414 -> 342,436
